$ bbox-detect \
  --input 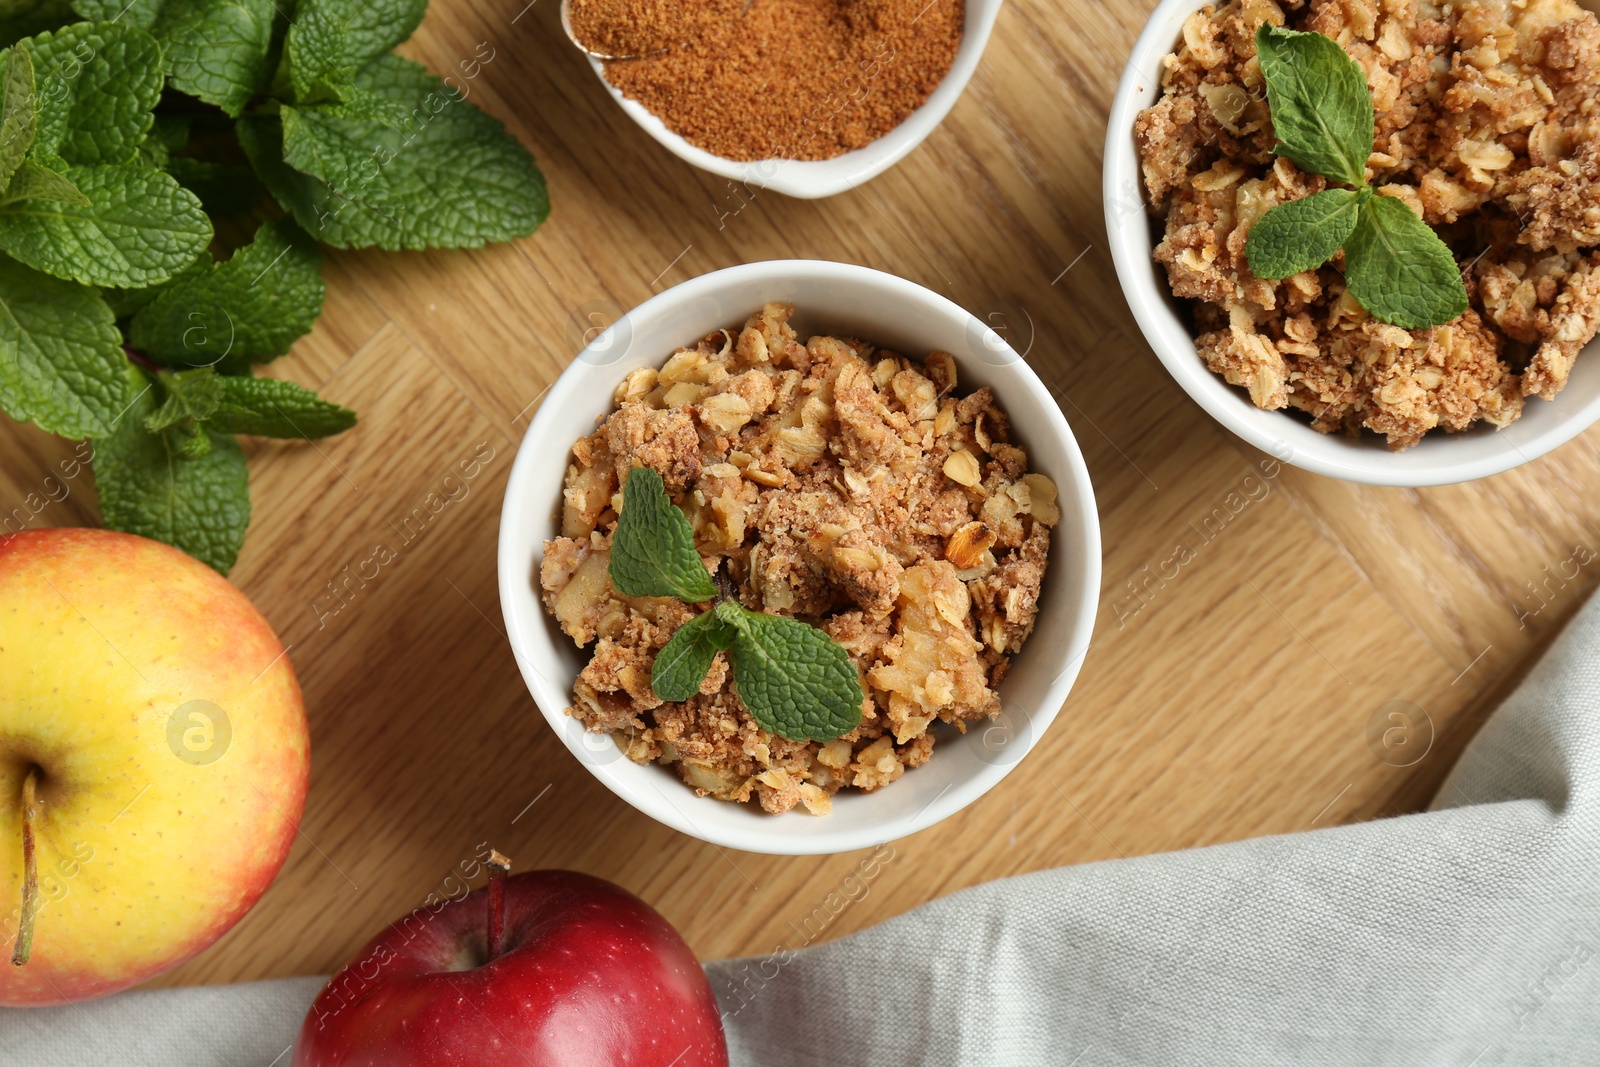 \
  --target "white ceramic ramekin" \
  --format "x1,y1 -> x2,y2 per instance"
585,0 -> 1003,199
498,260 -> 1100,855
1104,0 -> 1600,486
